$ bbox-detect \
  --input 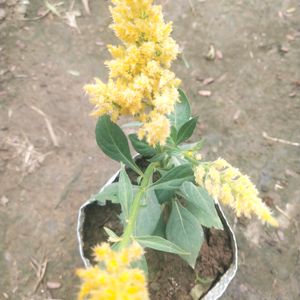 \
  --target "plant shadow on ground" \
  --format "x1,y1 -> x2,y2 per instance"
0,0 -> 300,299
